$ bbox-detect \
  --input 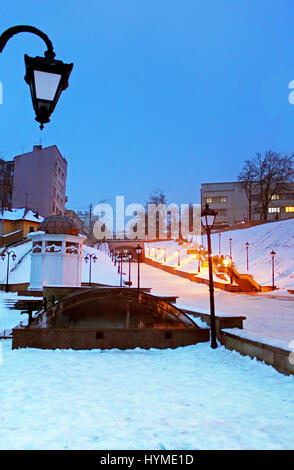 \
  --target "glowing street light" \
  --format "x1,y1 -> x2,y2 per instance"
245,242 -> 249,271
270,250 -> 276,290
135,244 -> 142,293
229,237 -> 232,260
174,250 -> 180,266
